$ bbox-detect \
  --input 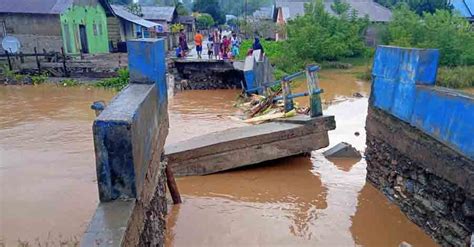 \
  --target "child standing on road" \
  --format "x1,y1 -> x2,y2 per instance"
213,30 -> 221,60
207,43 -> 214,59
231,32 -> 240,58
